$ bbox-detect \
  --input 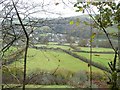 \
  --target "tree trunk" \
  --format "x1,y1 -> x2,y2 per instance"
117,26 -> 120,88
